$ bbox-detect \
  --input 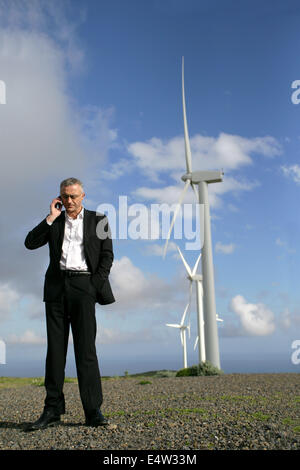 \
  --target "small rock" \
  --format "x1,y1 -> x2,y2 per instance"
108,424 -> 117,430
